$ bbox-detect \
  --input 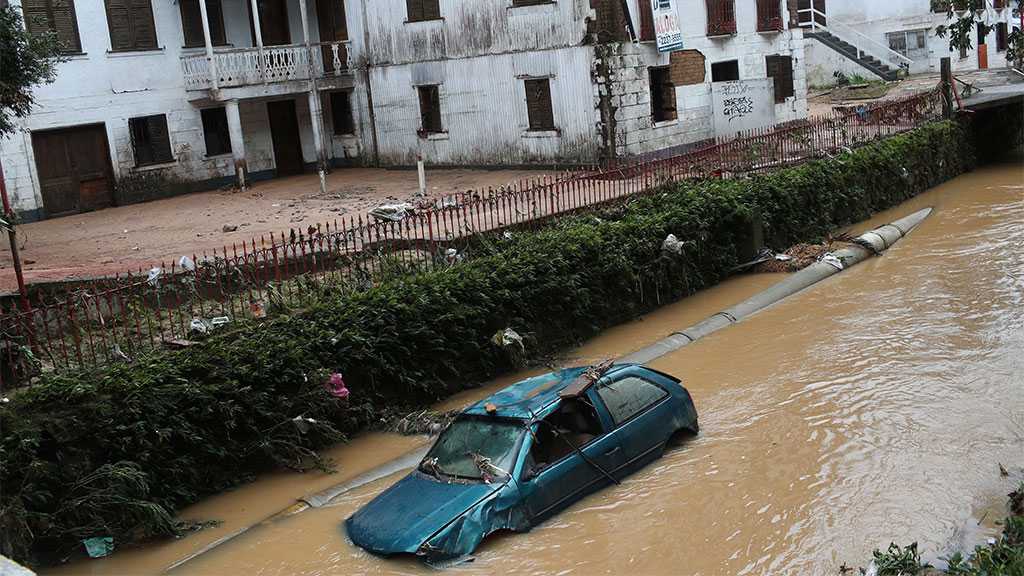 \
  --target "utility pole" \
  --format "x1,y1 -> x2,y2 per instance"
940,57 -> 953,119
0,159 -> 31,313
